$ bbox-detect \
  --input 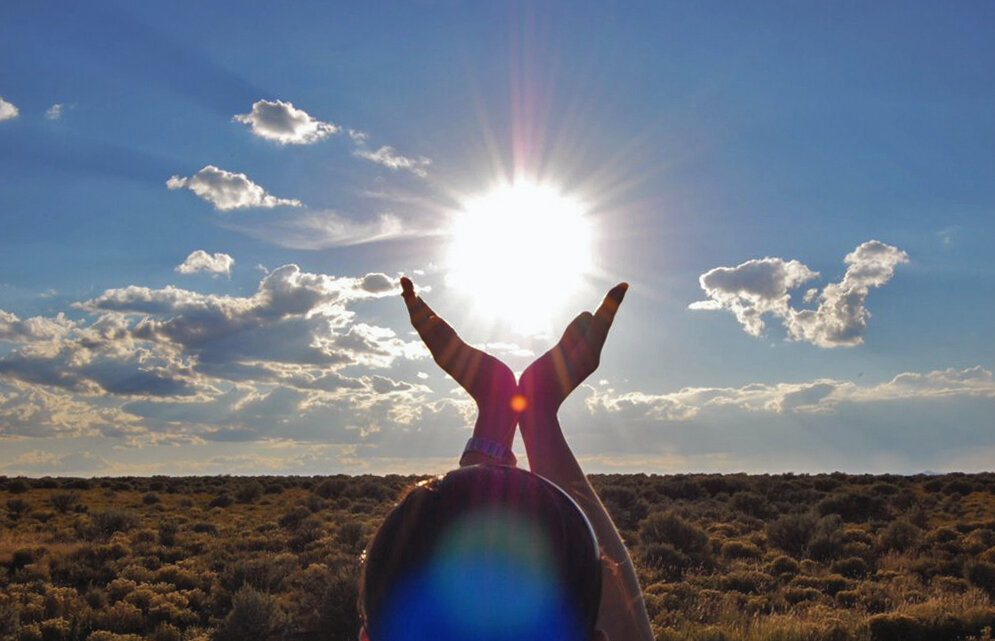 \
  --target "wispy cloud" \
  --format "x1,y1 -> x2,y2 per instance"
353,145 -> 432,177
233,99 -> 339,144
690,240 -> 908,347
167,165 -> 302,211
0,96 -> 18,121
45,103 -> 65,120
223,209 -> 433,249
175,250 -> 234,276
